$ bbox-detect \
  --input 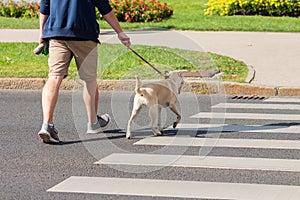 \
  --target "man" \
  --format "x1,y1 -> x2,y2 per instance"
38,0 -> 131,144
